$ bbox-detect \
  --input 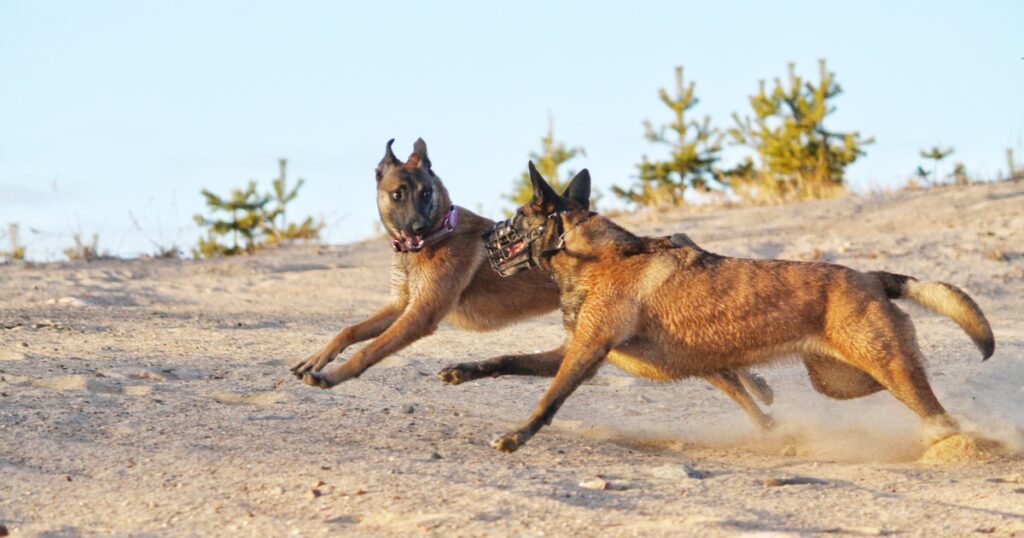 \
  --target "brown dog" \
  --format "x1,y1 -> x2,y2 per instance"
474,162 -> 994,453
291,139 -> 776,431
